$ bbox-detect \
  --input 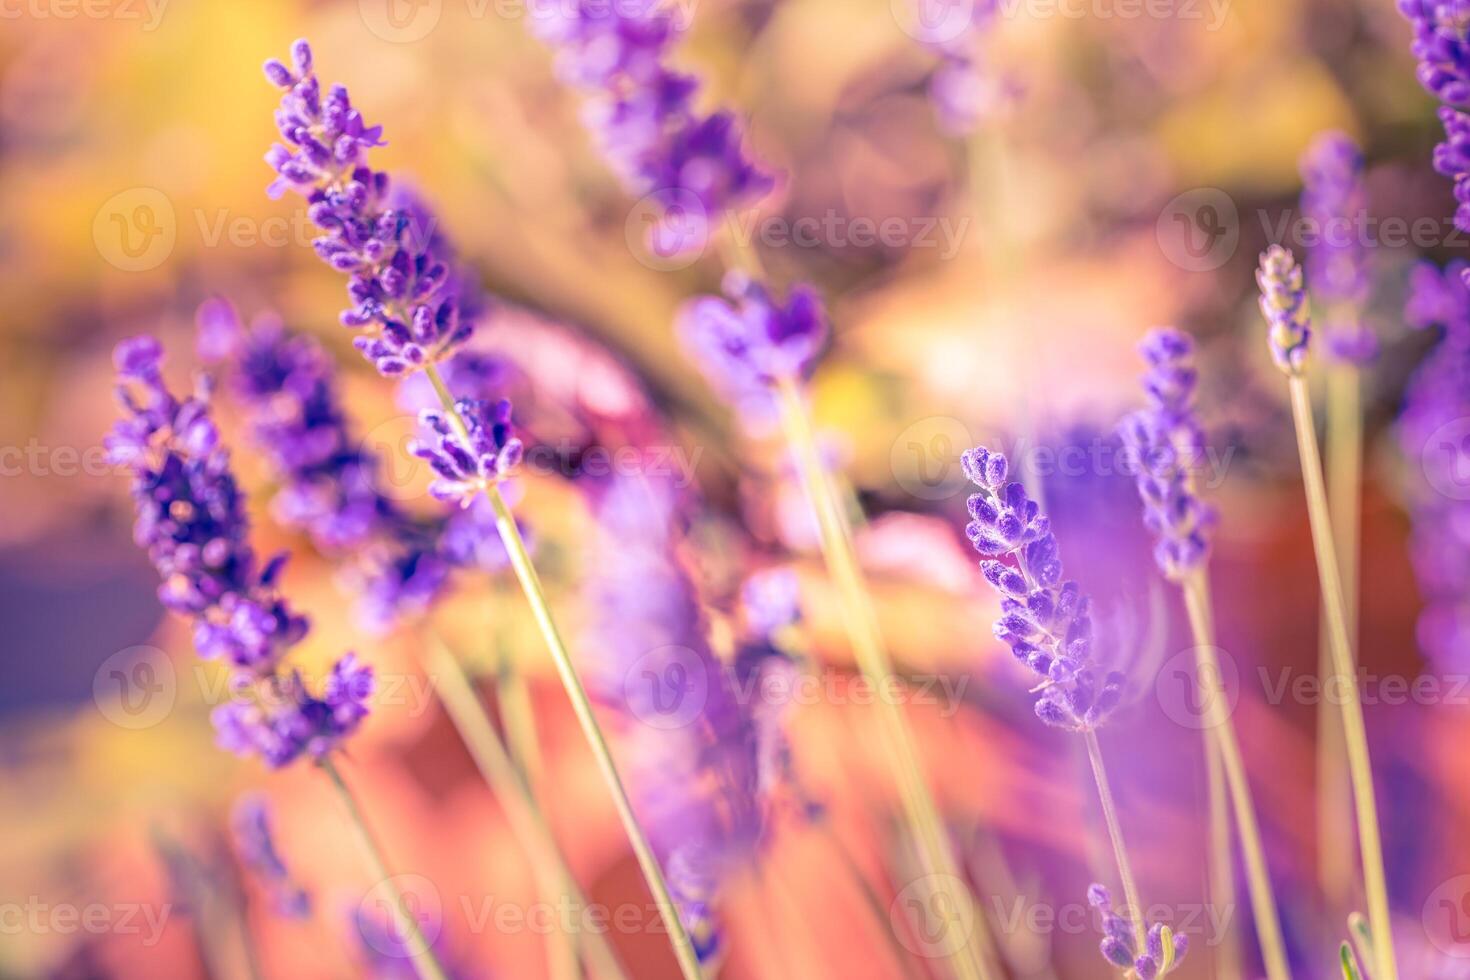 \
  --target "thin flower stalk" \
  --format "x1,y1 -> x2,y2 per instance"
1258,245 -> 1397,980
321,758 -> 452,980
1201,736 -> 1241,979
774,378 -> 998,980
1299,131 -> 1375,908
1118,327 -> 1290,978
422,362 -> 706,980
1082,732 -> 1146,955
422,632 -> 628,980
